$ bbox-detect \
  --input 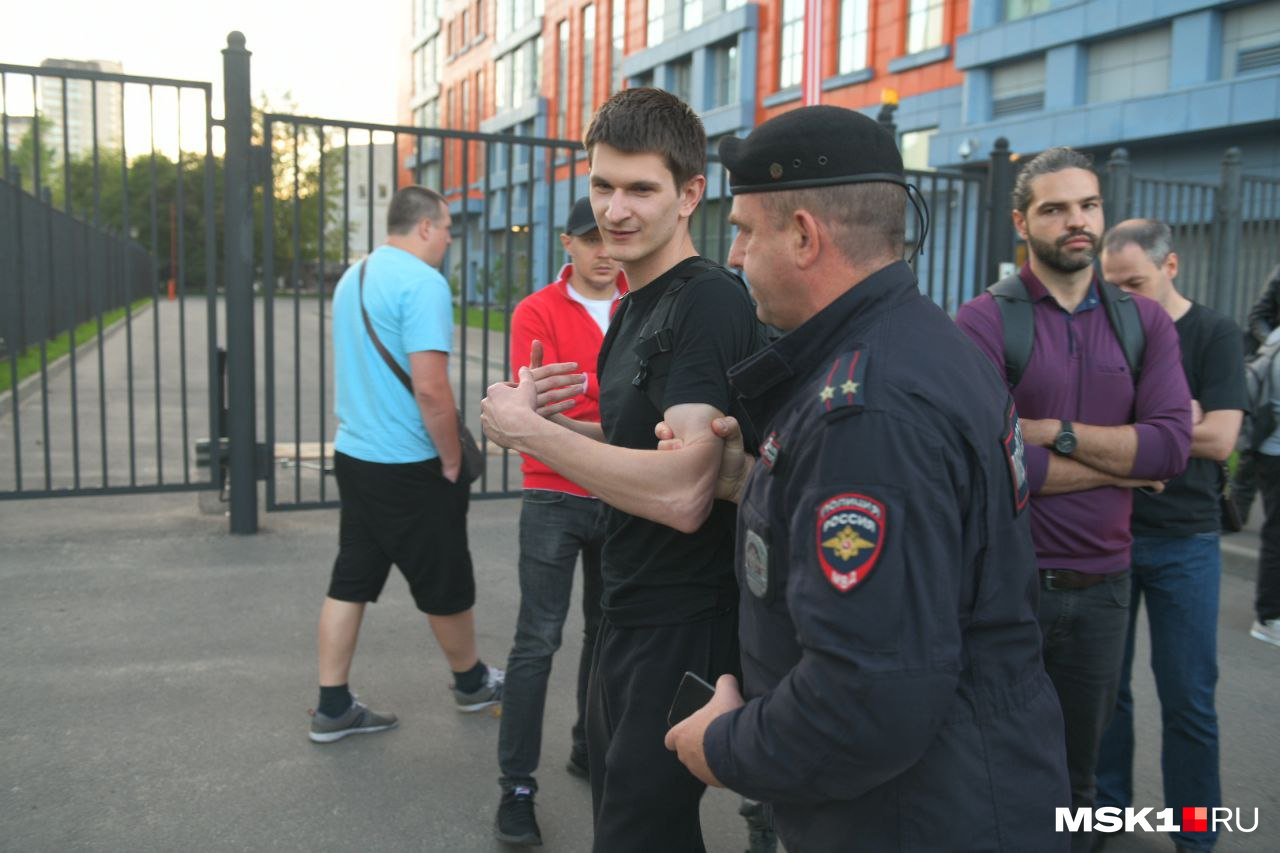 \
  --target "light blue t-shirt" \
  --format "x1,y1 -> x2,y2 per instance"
333,245 -> 453,463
